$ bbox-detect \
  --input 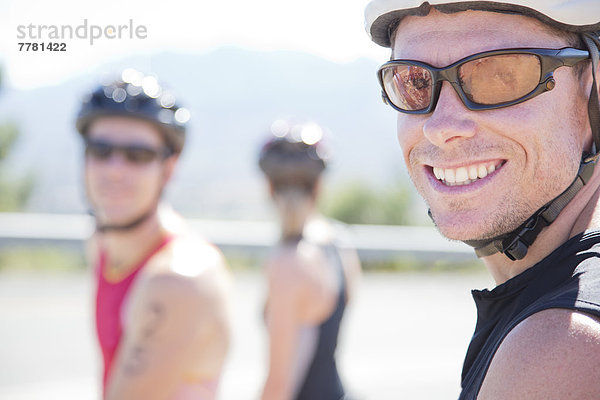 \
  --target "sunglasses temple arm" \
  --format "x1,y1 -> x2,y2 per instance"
556,47 -> 591,66
582,34 -> 600,158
